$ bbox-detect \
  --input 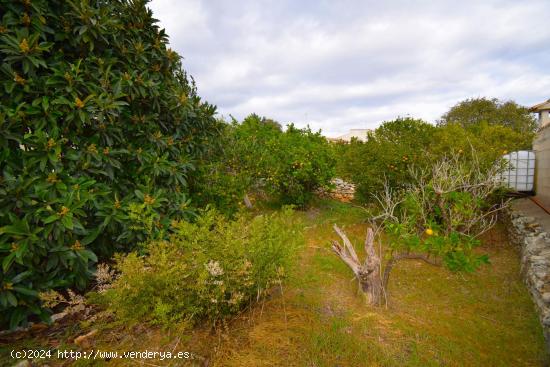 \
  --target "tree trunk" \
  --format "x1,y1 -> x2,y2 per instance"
332,225 -> 382,305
